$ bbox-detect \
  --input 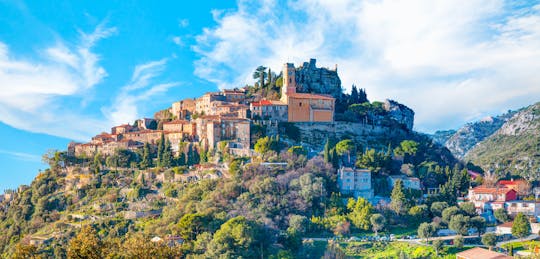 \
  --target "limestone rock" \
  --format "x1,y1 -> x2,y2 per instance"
383,99 -> 415,131
294,58 -> 342,99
